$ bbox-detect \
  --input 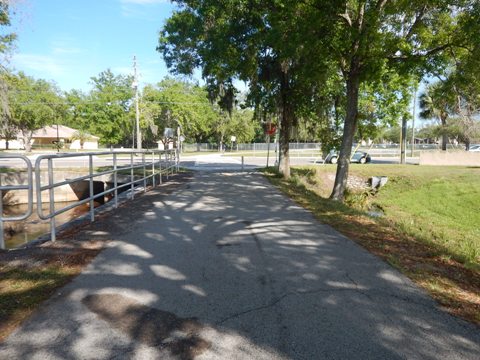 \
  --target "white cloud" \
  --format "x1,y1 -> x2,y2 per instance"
119,0 -> 166,18
13,53 -> 67,77
121,0 -> 167,4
